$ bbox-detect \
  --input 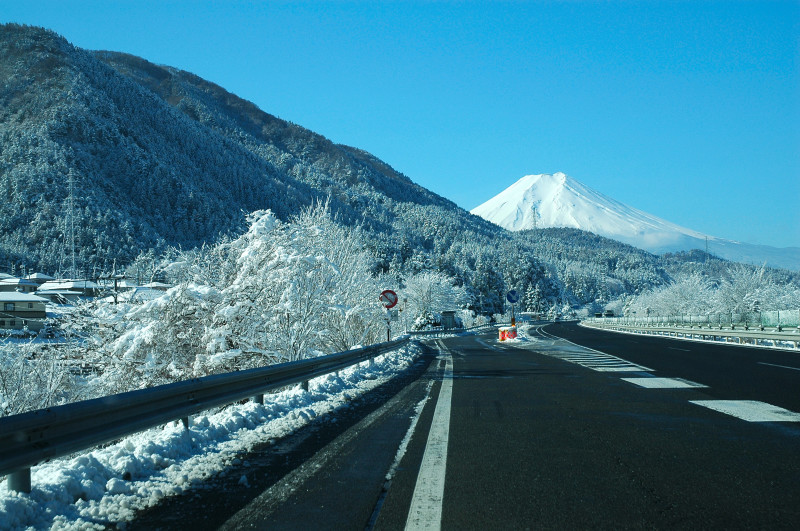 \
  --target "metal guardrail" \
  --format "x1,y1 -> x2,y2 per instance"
588,310 -> 800,330
583,318 -> 800,349
407,323 -> 496,339
0,337 -> 410,493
